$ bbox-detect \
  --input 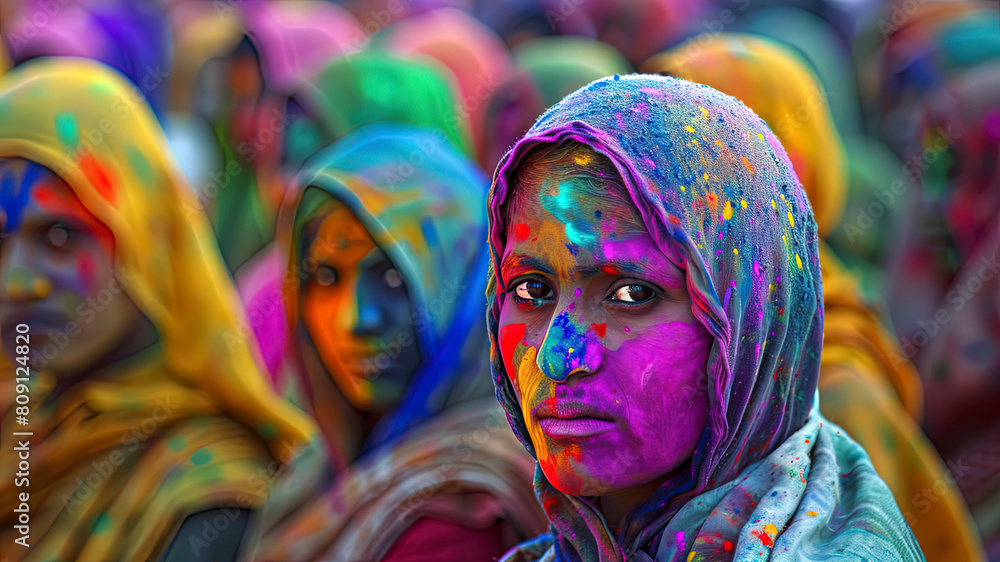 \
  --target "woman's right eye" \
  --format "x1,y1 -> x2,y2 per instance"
315,265 -> 338,286
514,280 -> 553,301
